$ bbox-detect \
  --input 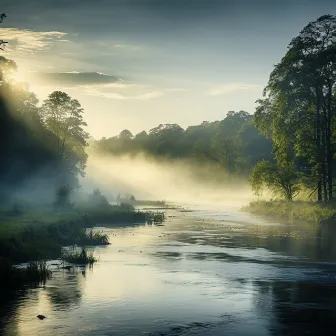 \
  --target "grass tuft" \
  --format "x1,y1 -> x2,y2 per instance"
61,247 -> 97,265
